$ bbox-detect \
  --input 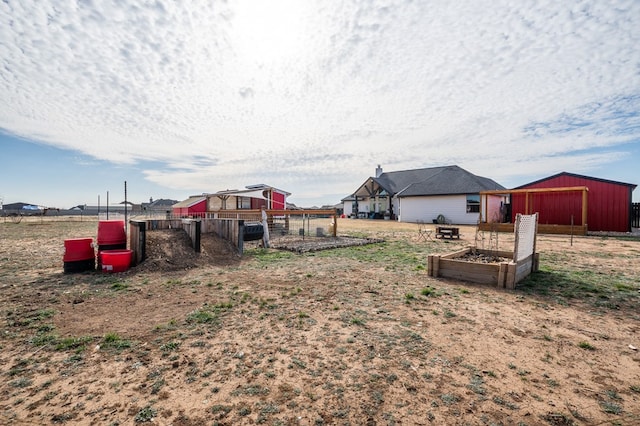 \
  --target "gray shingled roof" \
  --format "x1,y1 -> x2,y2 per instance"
373,167 -> 445,194
384,165 -> 504,197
